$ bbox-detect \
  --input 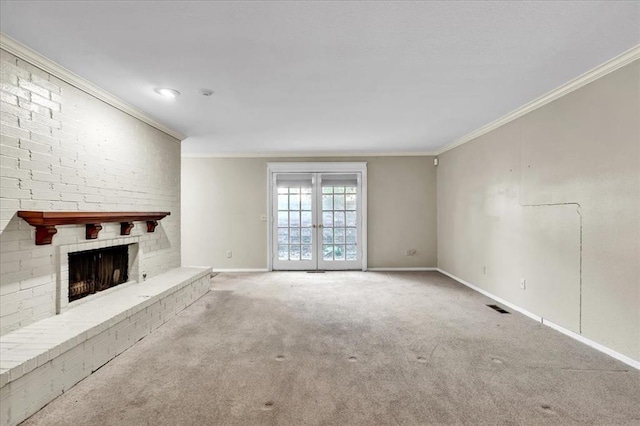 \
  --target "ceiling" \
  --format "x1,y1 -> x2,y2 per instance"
1,1 -> 638,155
